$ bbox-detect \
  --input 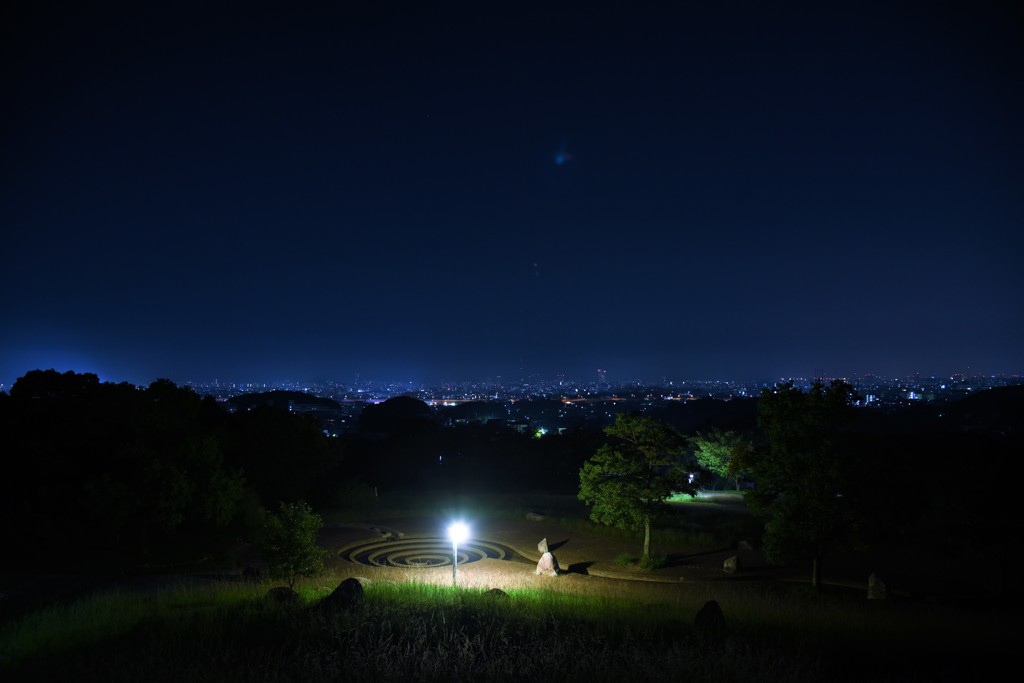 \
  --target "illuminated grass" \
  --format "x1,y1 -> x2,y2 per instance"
1,569 -> 1010,682
668,490 -> 745,503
